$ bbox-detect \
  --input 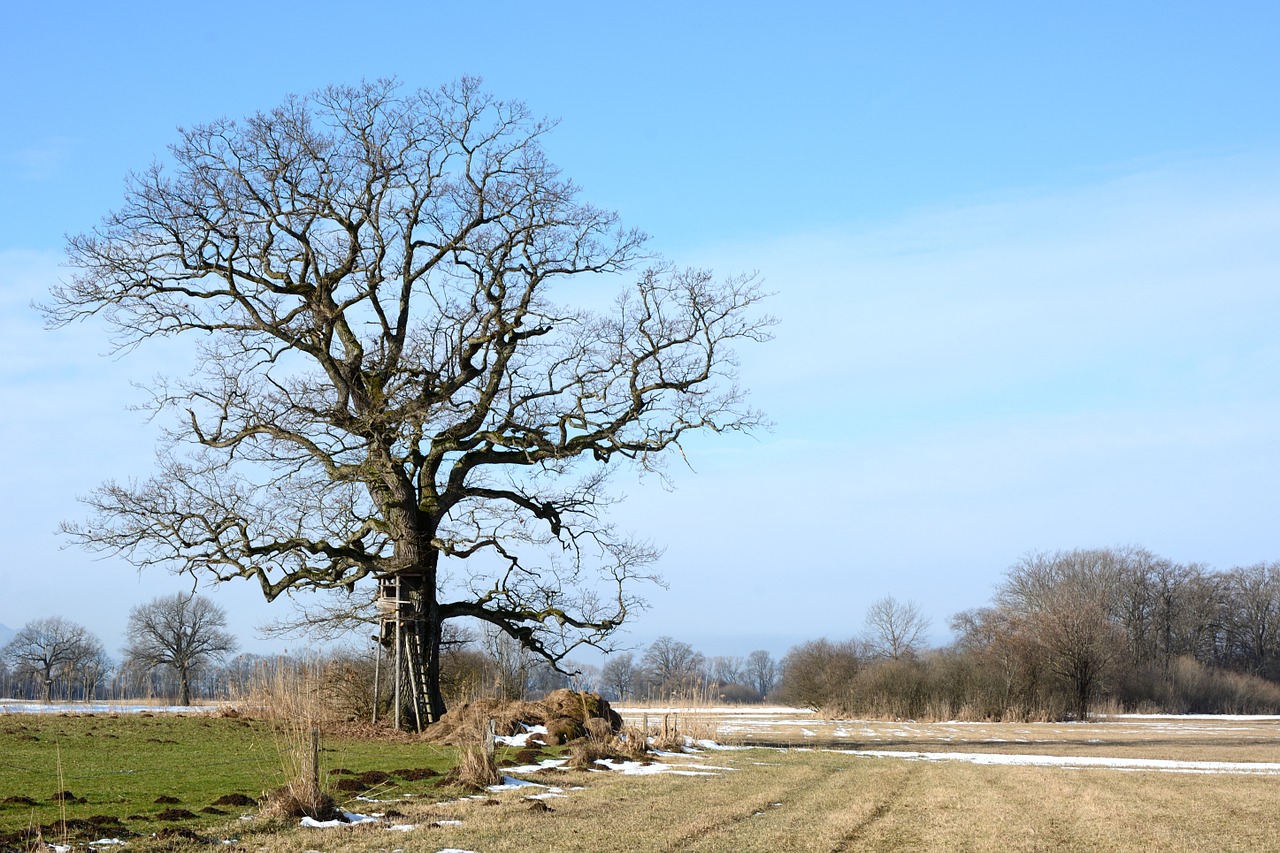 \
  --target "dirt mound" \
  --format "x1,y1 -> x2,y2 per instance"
212,792 -> 257,807
394,767 -> 440,780
155,807 -> 199,820
0,815 -> 133,851
425,690 -> 622,745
